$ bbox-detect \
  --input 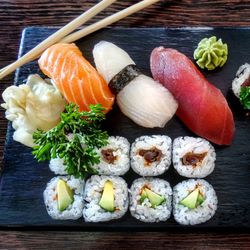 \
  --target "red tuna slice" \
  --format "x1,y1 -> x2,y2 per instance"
150,47 -> 235,145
